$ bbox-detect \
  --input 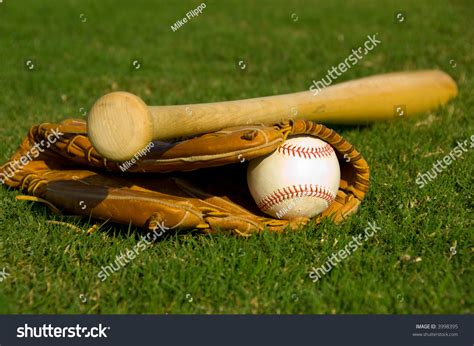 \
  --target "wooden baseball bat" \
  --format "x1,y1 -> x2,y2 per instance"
87,70 -> 457,161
